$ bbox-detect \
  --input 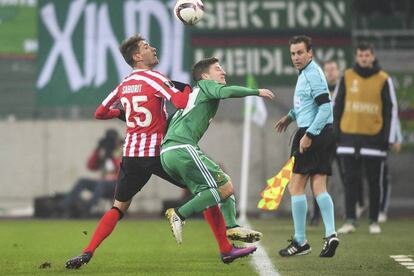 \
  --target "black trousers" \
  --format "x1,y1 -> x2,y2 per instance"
340,155 -> 385,223
380,163 -> 390,213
